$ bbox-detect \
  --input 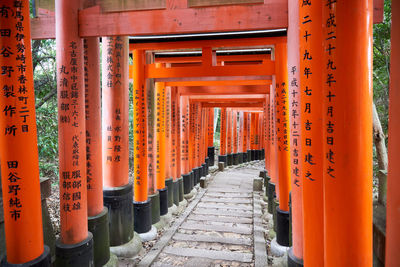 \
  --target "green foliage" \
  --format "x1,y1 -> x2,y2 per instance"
373,0 -> 391,135
32,39 -> 59,179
